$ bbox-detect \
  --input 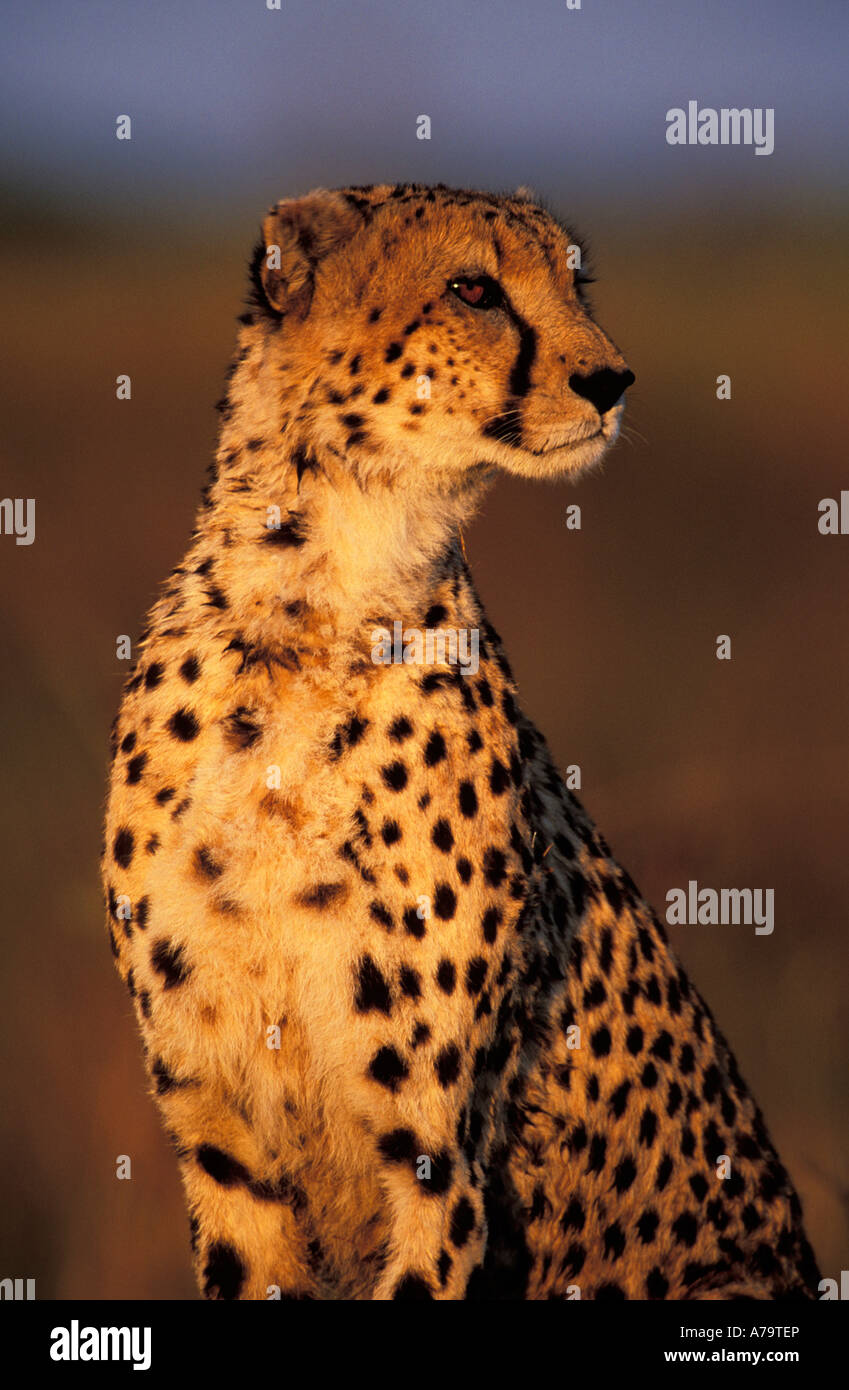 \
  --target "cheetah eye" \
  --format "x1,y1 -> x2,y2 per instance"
448,275 -> 504,310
